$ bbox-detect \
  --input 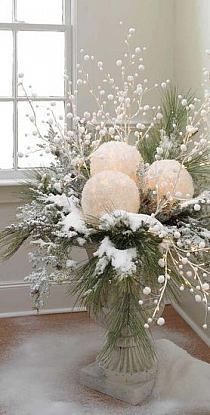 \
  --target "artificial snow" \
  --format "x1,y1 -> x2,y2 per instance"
47,193 -> 77,214
61,210 -> 88,237
100,210 -> 168,238
94,236 -> 137,276
48,193 -> 89,239
0,324 -> 210,415
180,190 -> 210,209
